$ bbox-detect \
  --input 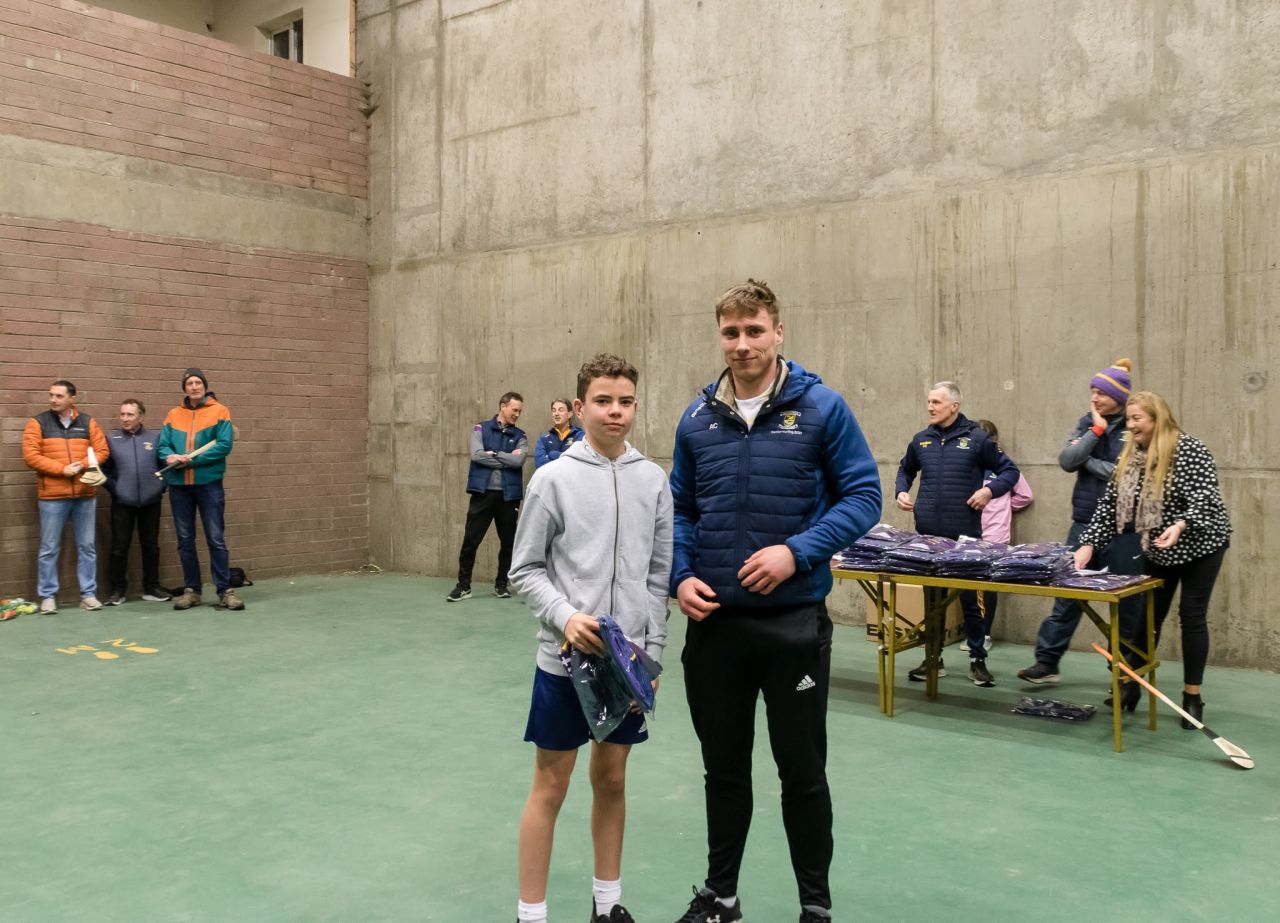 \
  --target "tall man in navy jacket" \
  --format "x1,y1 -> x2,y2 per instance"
895,381 -> 1020,687
447,392 -> 528,602
670,280 -> 881,923
102,398 -> 169,605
